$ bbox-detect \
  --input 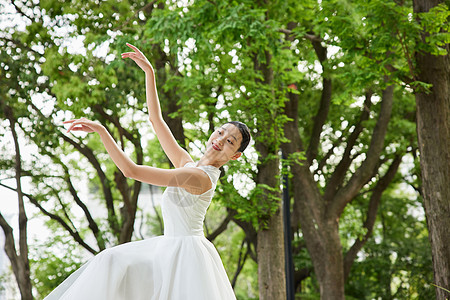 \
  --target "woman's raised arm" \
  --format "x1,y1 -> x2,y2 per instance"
64,118 -> 211,194
121,43 -> 192,168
